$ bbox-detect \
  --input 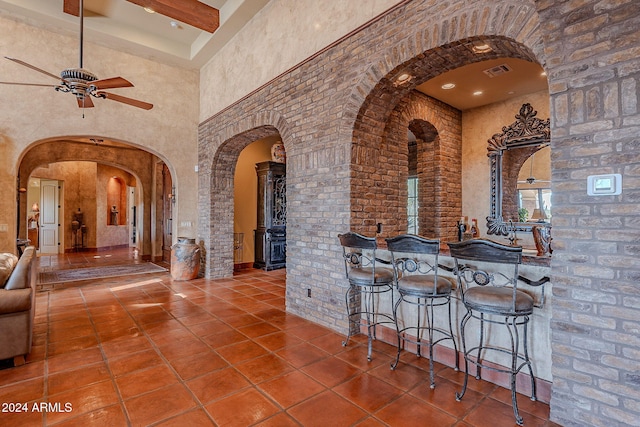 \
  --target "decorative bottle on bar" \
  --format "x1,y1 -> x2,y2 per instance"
471,219 -> 479,238
457,219 -> 466,242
